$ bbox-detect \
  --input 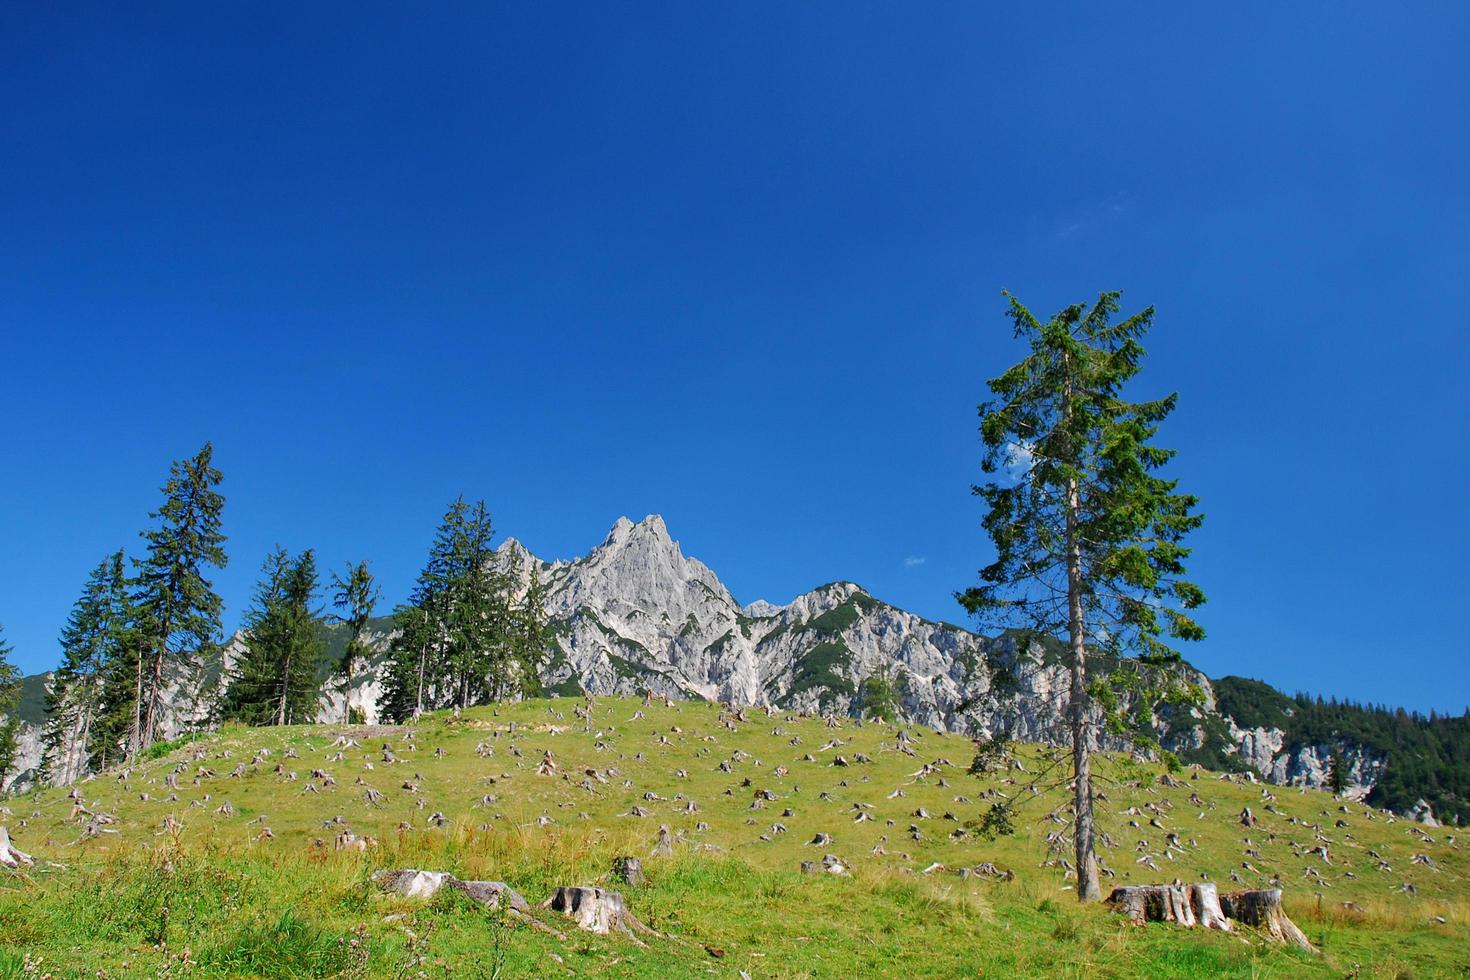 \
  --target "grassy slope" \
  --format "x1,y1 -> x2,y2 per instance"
1,697 -> 1466,978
